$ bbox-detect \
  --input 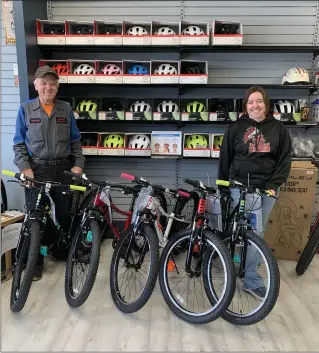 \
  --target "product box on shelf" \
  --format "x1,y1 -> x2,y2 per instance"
151,60 -> 180,84
98,133 -> 125,156
73,97 -> 98,120
151,21 -> 180,46
181,99 -> 209,122
95,60 -> 123,84
151,131 -> 182,157
209,98 -> 238,122
67,60 -> 96,84
81,132 -> 98,155
65,21 -> 94,45
212,20 -> 243,45
183,133 -> 211,158
180,20 -> 210,45
180,60 -> 208,84
94,21 -> 123,45
271,99 -> 300,122
153,99 -> 180,121
39,59 -> 68,83
126,99 -> 153,121
36,19 -> 66,45
125,133 -> 152,157
98,98 -> 125,121
123,60 -> 151,84
123,21 -> 152,45
211,134 -> 224,158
